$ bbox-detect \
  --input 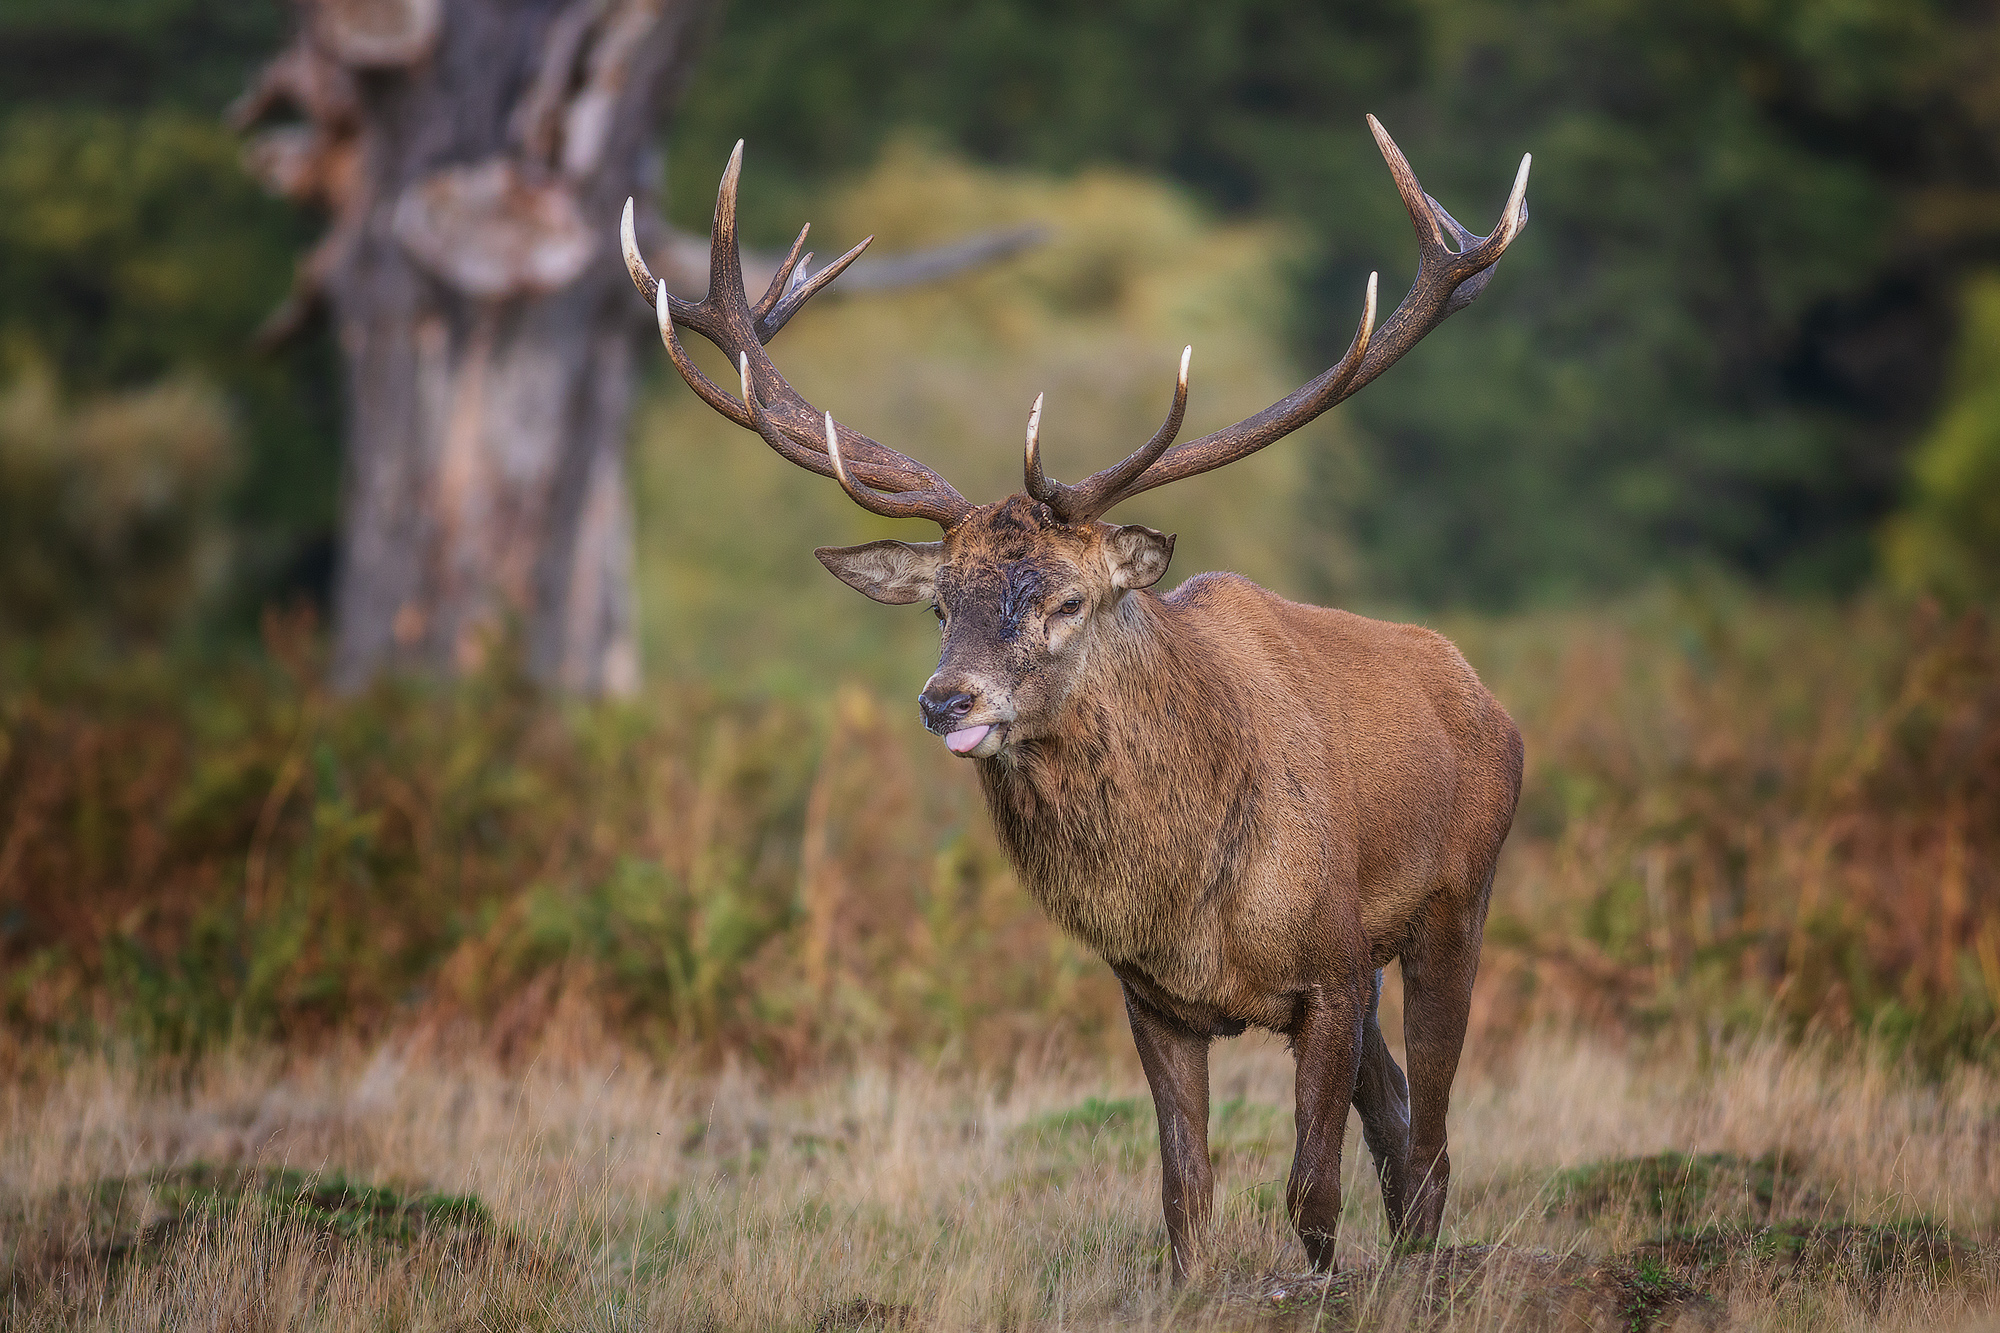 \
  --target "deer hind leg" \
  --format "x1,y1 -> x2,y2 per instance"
1351,967 -> 1412,1237
1286,974 -> 1368,1271
1397,880 -> 1492,1244
1121,982 -> 1213,1284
